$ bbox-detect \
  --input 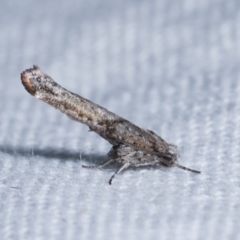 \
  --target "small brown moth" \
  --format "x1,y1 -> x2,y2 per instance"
21,66 -> 200,184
